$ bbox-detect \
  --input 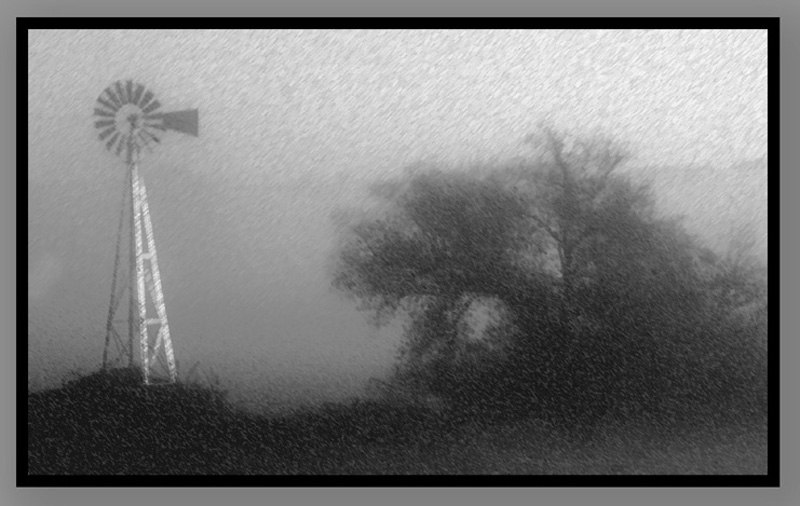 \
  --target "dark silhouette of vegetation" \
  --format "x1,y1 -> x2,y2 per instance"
332,128 -> 768,433
27,365 -> 766,475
